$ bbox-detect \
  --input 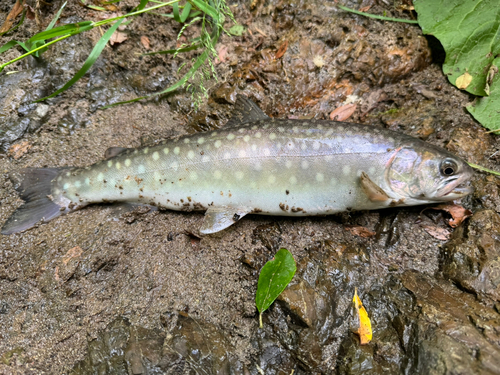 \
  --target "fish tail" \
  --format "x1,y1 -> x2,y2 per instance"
1,168 -> 67,235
